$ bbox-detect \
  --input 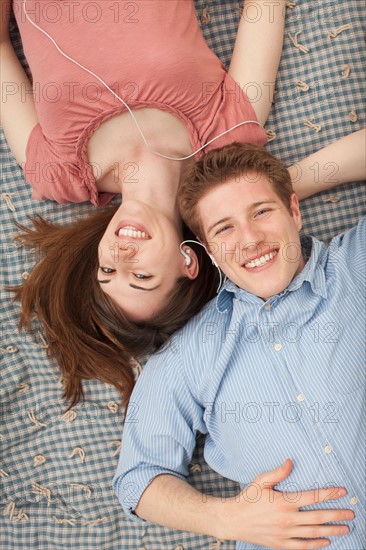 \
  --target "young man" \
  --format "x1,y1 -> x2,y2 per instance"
113,144 -> 365,550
